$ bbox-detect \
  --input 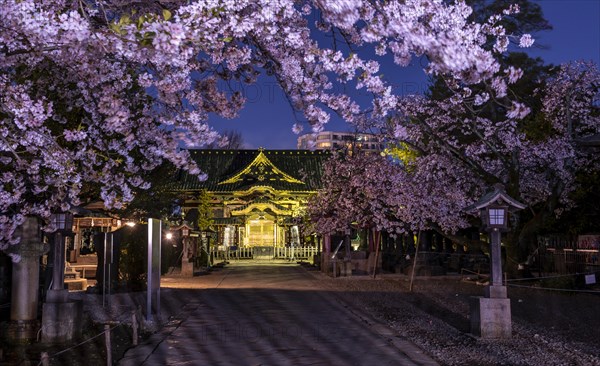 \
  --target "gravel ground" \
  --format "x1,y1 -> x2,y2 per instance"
312,272 -> 600,366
